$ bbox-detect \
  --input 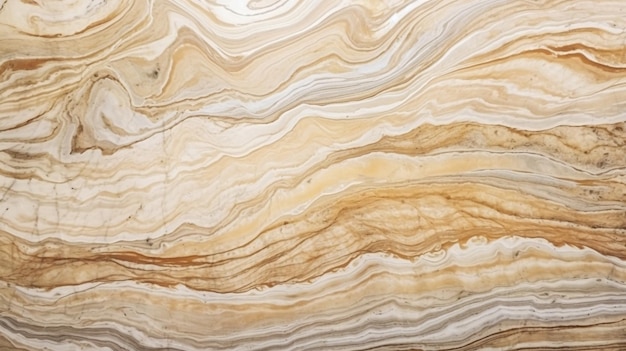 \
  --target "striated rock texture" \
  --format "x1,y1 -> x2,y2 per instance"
1,0 -> 626,350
